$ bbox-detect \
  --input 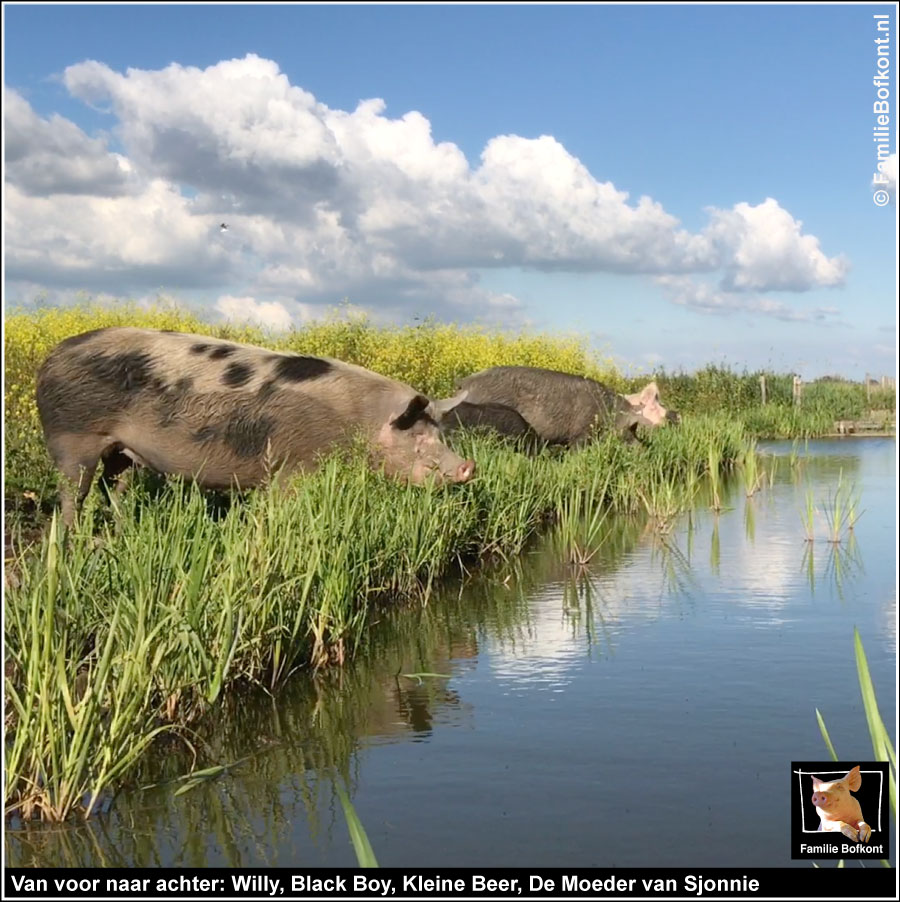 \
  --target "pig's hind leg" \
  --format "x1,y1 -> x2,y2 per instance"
48,433 -> 110,526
